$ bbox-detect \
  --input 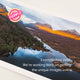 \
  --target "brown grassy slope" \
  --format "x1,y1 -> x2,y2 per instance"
25,26 -> 80,63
